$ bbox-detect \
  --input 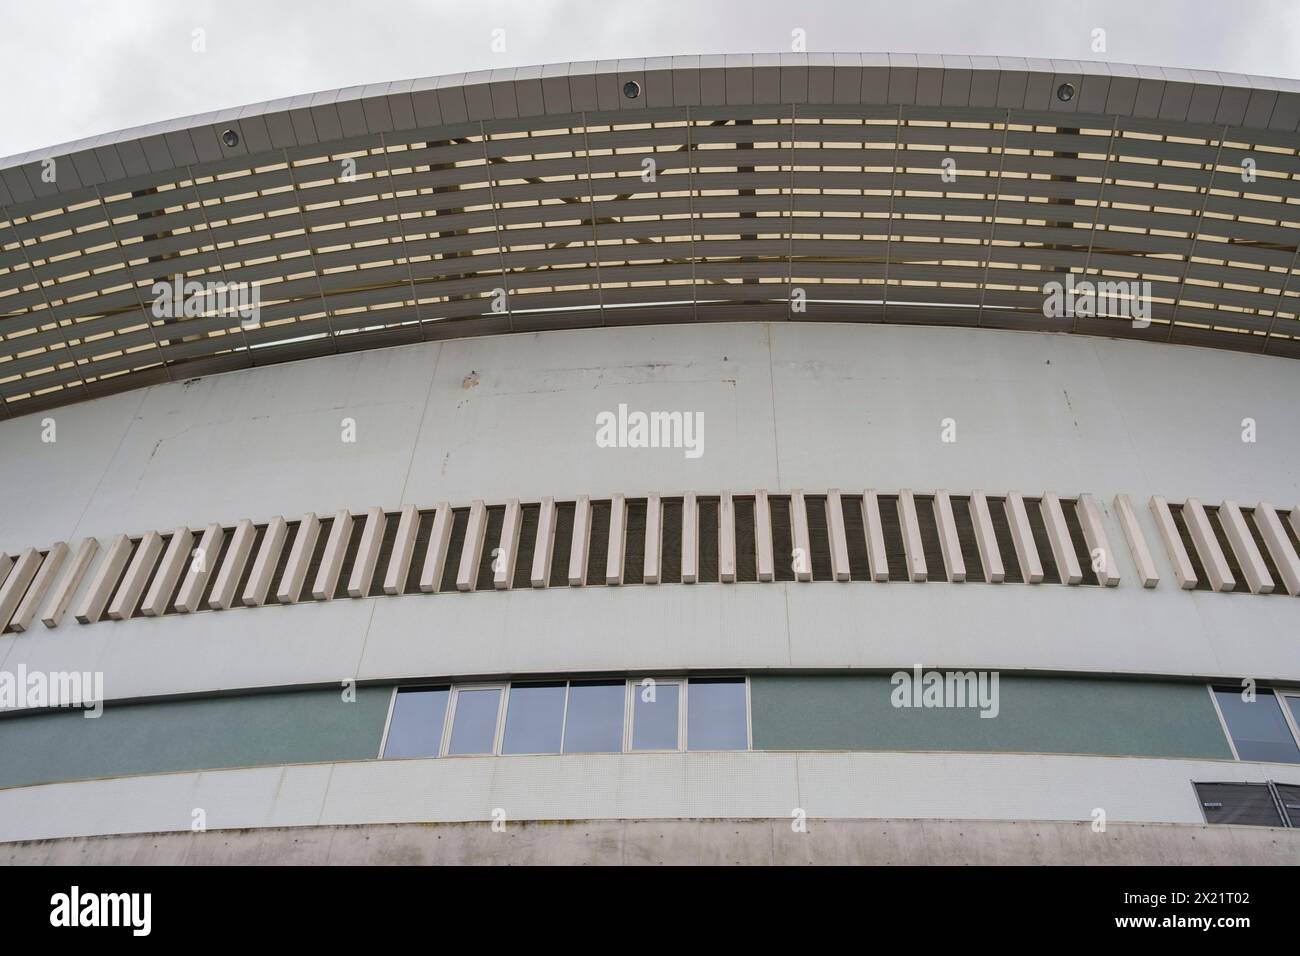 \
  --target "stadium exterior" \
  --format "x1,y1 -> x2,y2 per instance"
1,54 -> 1300,864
